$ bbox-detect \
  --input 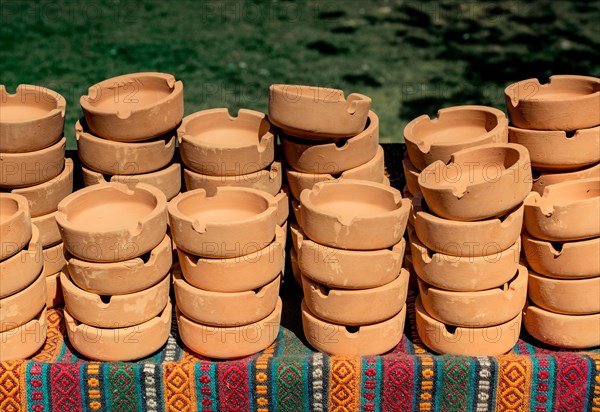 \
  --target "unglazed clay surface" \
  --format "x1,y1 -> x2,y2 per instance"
528,271 -> 599,315
32,210 -> 61,248
531,163 -> 599,195
41,242 -> 66,276
0,192 -> 31,260
0,271 -> 46,332
0,307 -> 47,361
0,225 -> 42,298
402,154 -> 421,196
